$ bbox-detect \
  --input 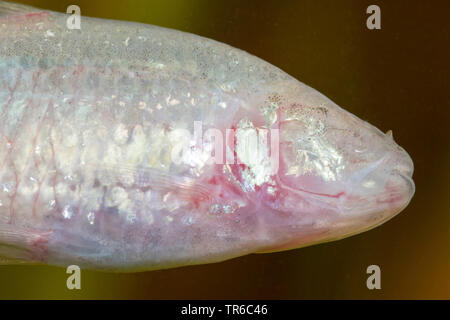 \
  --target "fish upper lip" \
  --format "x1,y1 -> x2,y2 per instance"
399,156 -> 414,179
393,146 -> 415,179
394,170 -> 416,200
